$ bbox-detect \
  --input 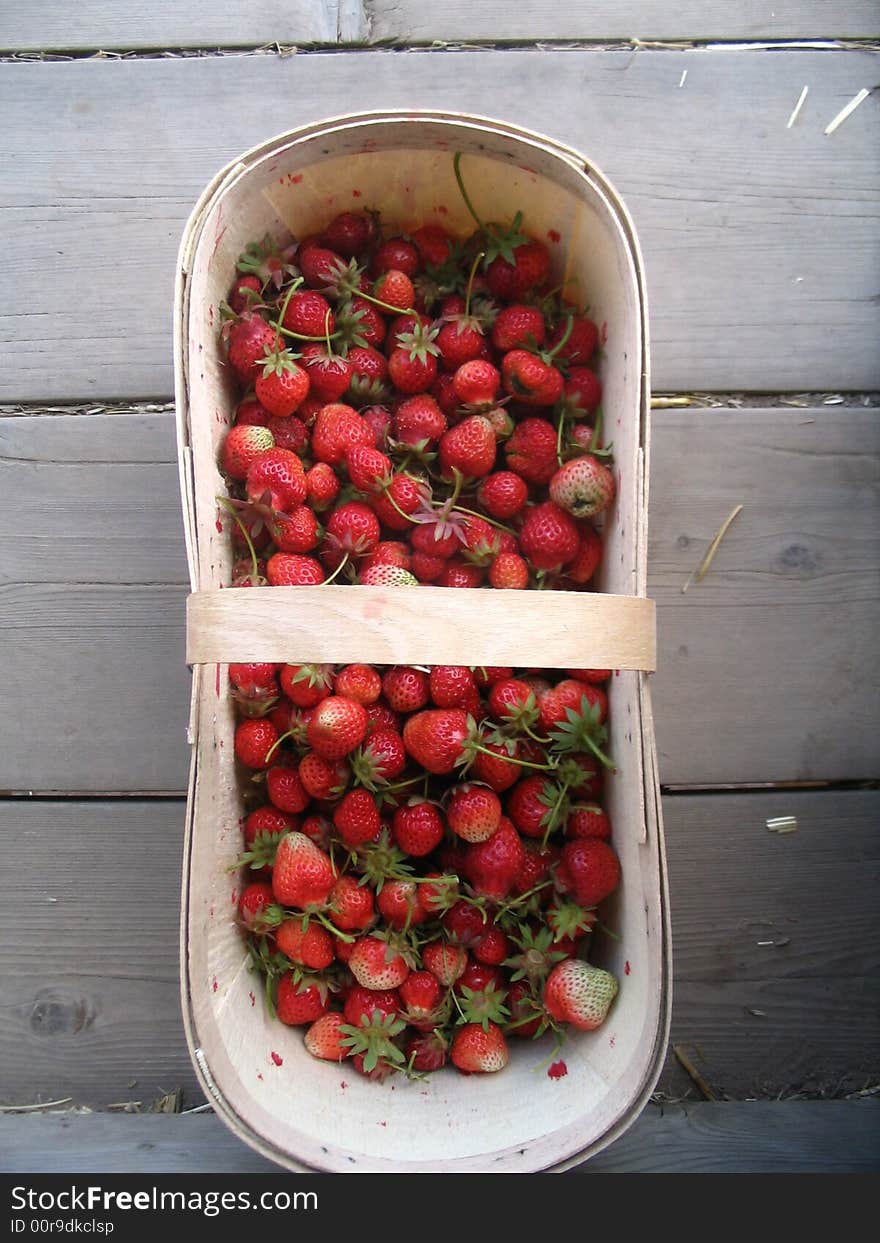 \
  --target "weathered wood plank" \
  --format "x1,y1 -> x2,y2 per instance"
364,1 -> 880,43
2,1101 -> 878,1173
0,793 -> 876,1108
0,3 -> 340,51
0,49 -> 877,400
2,407 -> 876,791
